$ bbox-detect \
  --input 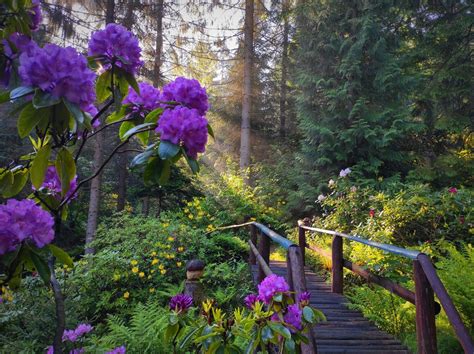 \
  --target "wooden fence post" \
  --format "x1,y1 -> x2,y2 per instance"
257,231 -> 270,283
297,219 -> 308,266
331,235 -> 343,294
288,246 -> 317,353
413,259 -> 437,354
249,224 -> 257,265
